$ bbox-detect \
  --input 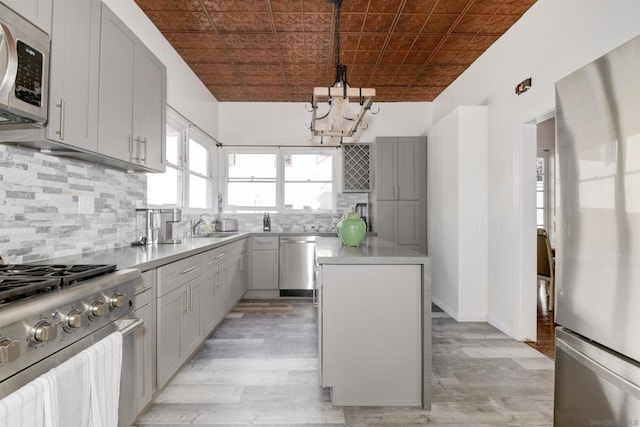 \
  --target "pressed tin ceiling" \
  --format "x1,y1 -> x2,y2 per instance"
134,0 -> 537,102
